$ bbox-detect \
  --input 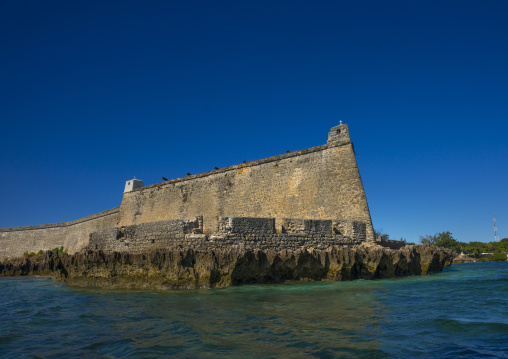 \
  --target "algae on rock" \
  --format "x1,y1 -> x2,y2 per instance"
0,244 -> 453,290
